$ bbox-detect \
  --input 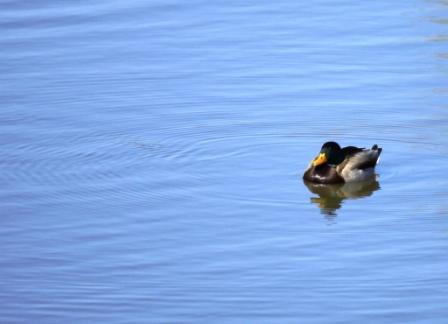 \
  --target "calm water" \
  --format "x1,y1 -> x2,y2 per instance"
2,0 -> 448,322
